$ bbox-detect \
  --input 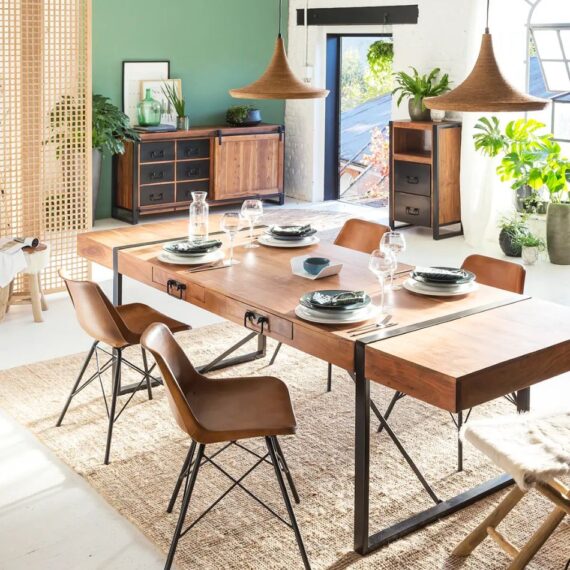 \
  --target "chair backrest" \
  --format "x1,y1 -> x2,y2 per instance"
461,254 -> 526,294
60,271 -> 131,347
334,219 -> 391,254
141,322 -> 204,439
